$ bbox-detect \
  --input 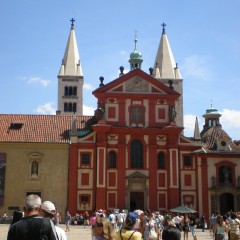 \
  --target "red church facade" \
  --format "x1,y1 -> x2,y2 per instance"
67,68 -> 202,215
64,22 -> 240,220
